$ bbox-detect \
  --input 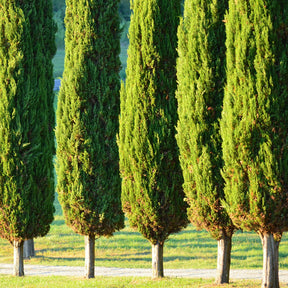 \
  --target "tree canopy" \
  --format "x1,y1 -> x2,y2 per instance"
0,0 -> 55,245
56,0 -> 124,239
